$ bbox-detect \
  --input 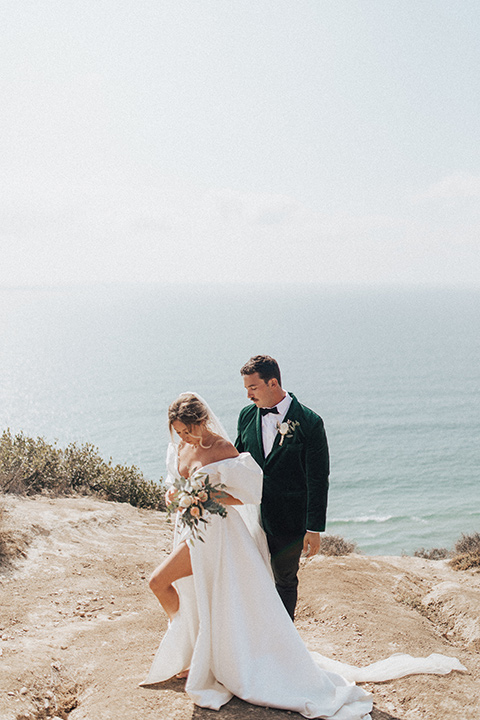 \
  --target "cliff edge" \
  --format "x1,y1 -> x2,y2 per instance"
1,495 -> 479,720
